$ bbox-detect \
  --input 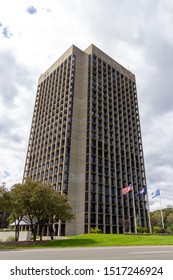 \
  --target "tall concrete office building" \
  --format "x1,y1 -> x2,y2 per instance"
23,44 -> 149,235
